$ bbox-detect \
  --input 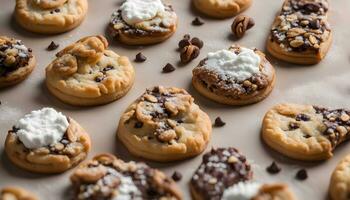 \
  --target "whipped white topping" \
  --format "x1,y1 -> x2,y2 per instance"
107,168 -> 141,200
15,108 -> 69,149
120,0 -> 165,25
204,48 -> 261,82
222,182 -> 262,200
